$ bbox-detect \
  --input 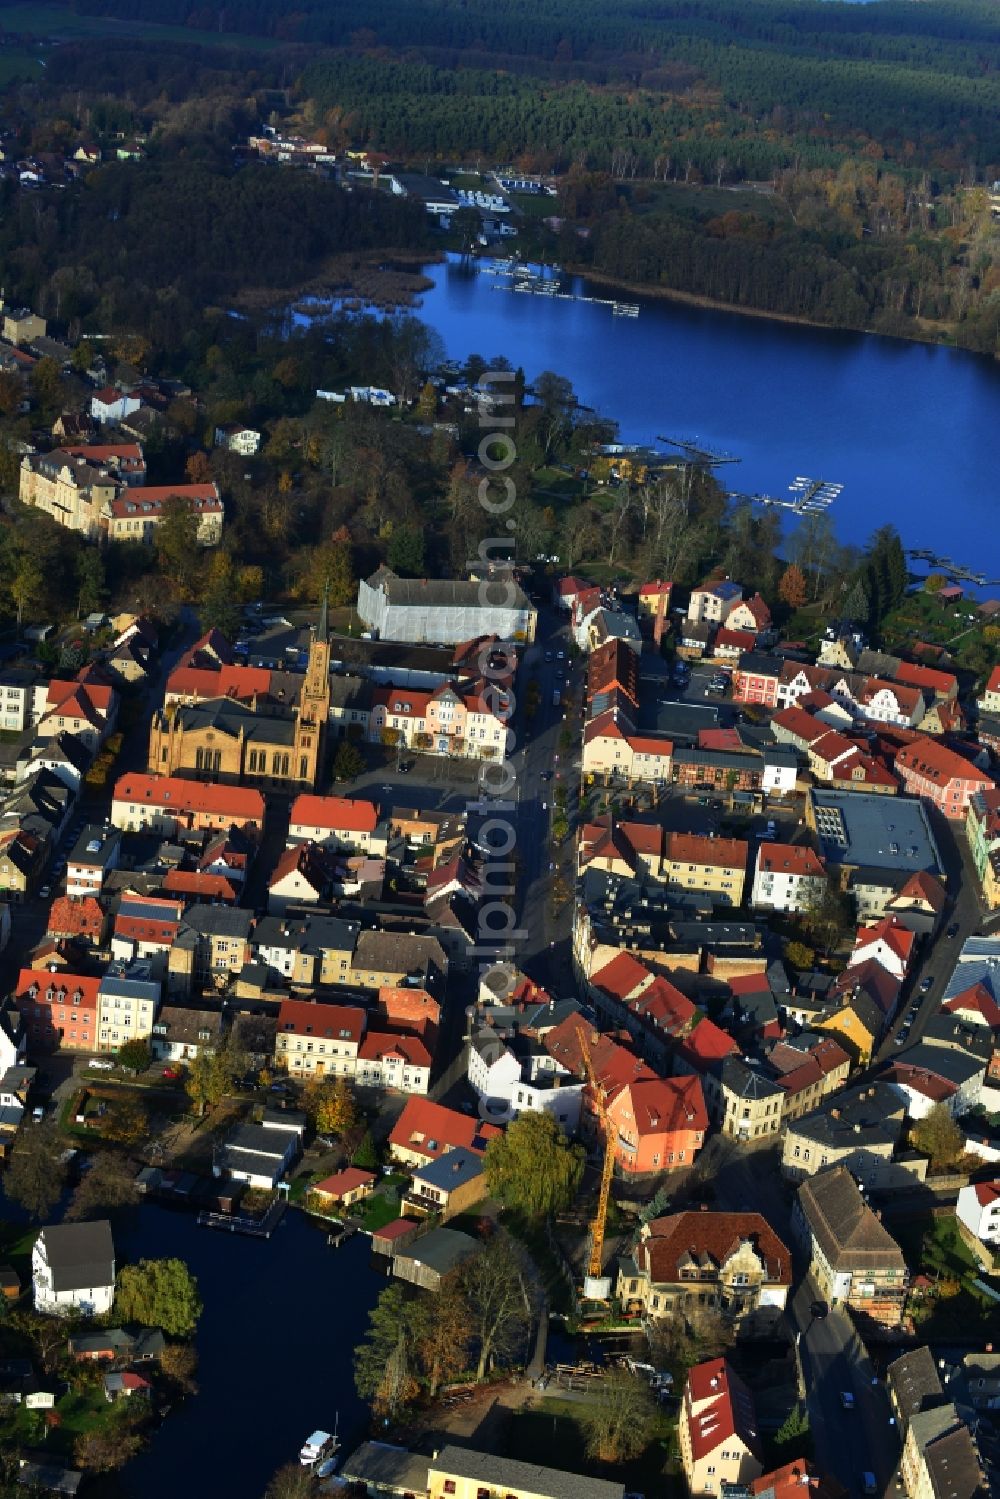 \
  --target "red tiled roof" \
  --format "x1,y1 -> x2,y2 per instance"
607,1074 -> 708,1138
161,870 -> 238,903
942,982 -> 1000,1029
676,1017 -> 739,1067
685,1358 -> 760,1462
641,1210 -> 791,1286
896,736 -> 993,790
757,842 -> 825,878
771,706 -> 828,744
986,666 -> 1000,697
716,627 -> 757,651
113,774 -> 265,823
882,1064 -> 956,1103
893,870 -> 946,913
583,708 -> 628,744
698,728 -> 743,752
166,664 -> 272,702
389,1097 -> 501,1160
974,1181 -> 1000,1207
631,976 -> 697,1035
640,579 -> 672,597
289,794 -> 380,835
591,951 -> 653,1003
15,968 -> 100,1012
312,1168 -> 377,1198
895,661 -> 957,697
667,831 -> 747,870
543,1012 -> 654,1093
276,999 -> 365,1043
853,915 -> 916,968
46,895 -> 105,938
625,733 -> 673,758
110,483 -> 221,518
359,1031 -> 432,1067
